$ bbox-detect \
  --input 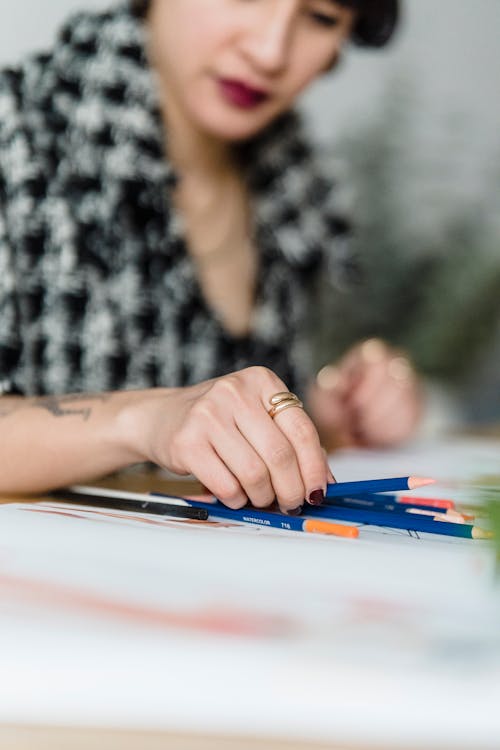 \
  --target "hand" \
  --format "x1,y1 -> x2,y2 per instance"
308,339 -> 422,450
130,367 -> 330,513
